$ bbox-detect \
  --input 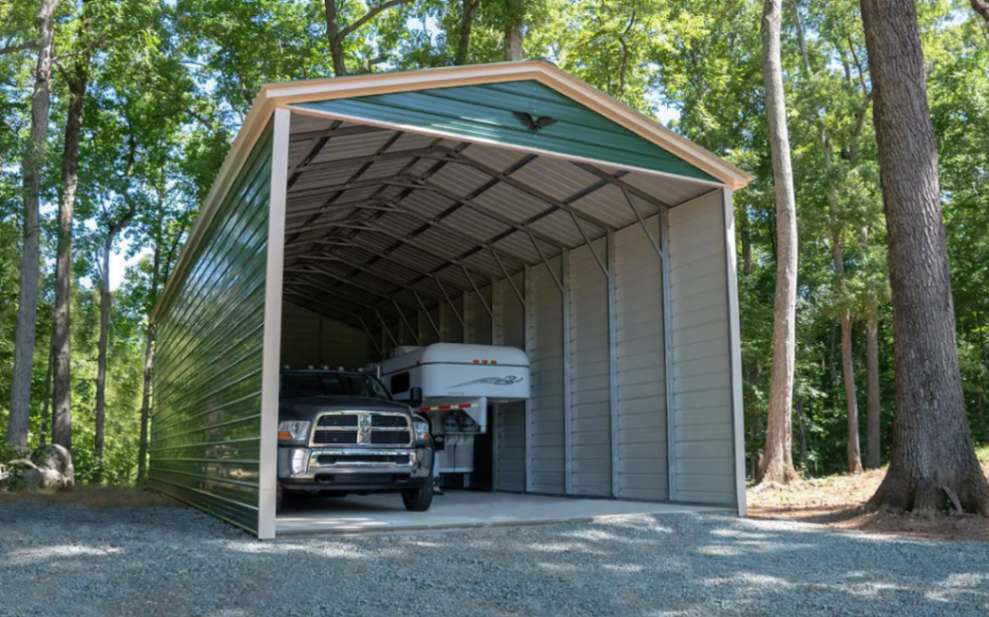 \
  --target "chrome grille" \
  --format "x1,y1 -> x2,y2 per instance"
310,411 -> 412,447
